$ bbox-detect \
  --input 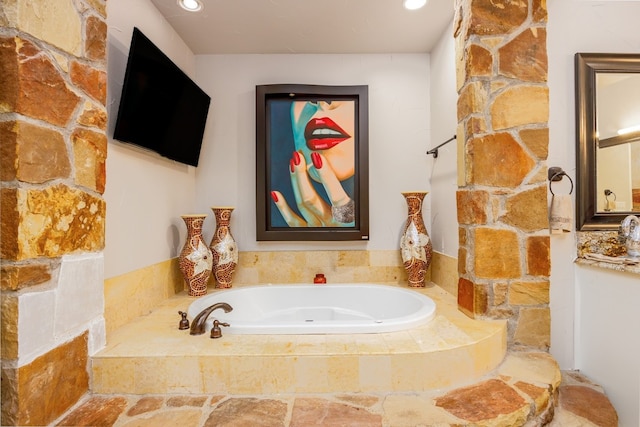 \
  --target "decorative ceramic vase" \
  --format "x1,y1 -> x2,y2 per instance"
400,192 -> 433,287
178,214 -> 213,297
209,207 -> 238,288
